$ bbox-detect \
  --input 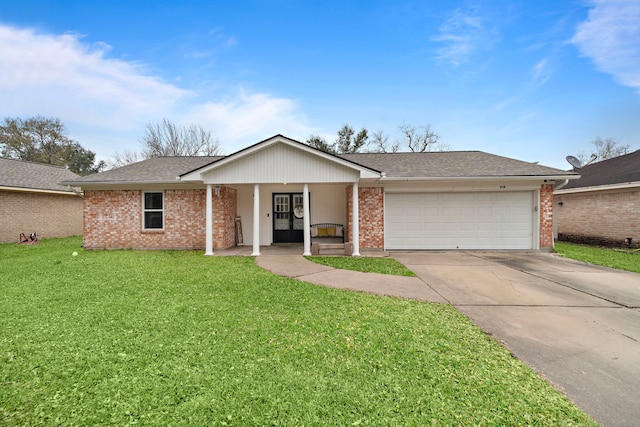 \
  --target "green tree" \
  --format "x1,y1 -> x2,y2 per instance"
0,116 -> 104,175
336,124 -> 368,153
306,134 -> 336,154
